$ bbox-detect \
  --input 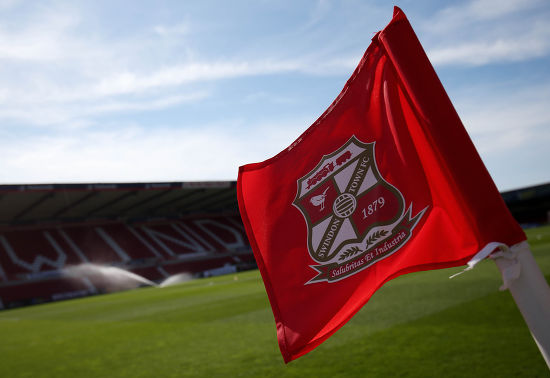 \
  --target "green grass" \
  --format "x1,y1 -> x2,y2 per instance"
1,226 -> 549,377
